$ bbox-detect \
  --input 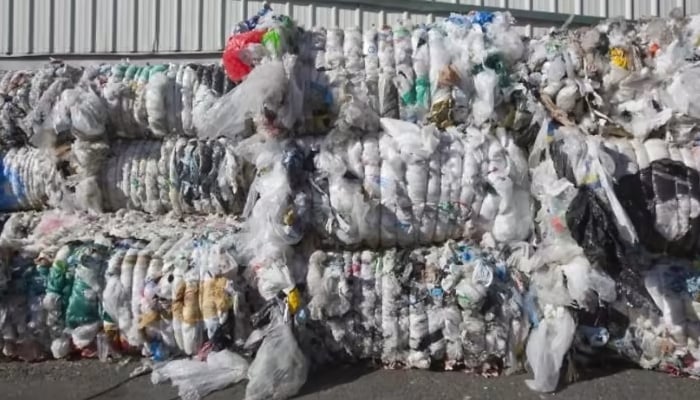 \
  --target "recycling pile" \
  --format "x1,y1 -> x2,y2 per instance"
0,211 -> 256,361
2,5 -> 700,399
